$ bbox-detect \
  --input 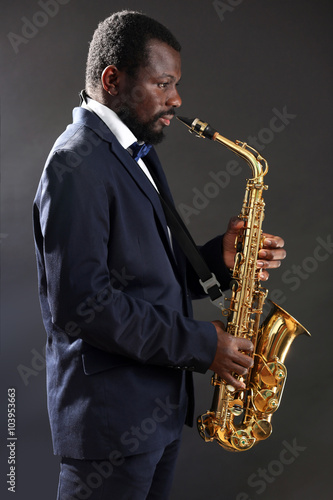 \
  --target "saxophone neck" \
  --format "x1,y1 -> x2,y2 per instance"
176,116 -> 269,181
